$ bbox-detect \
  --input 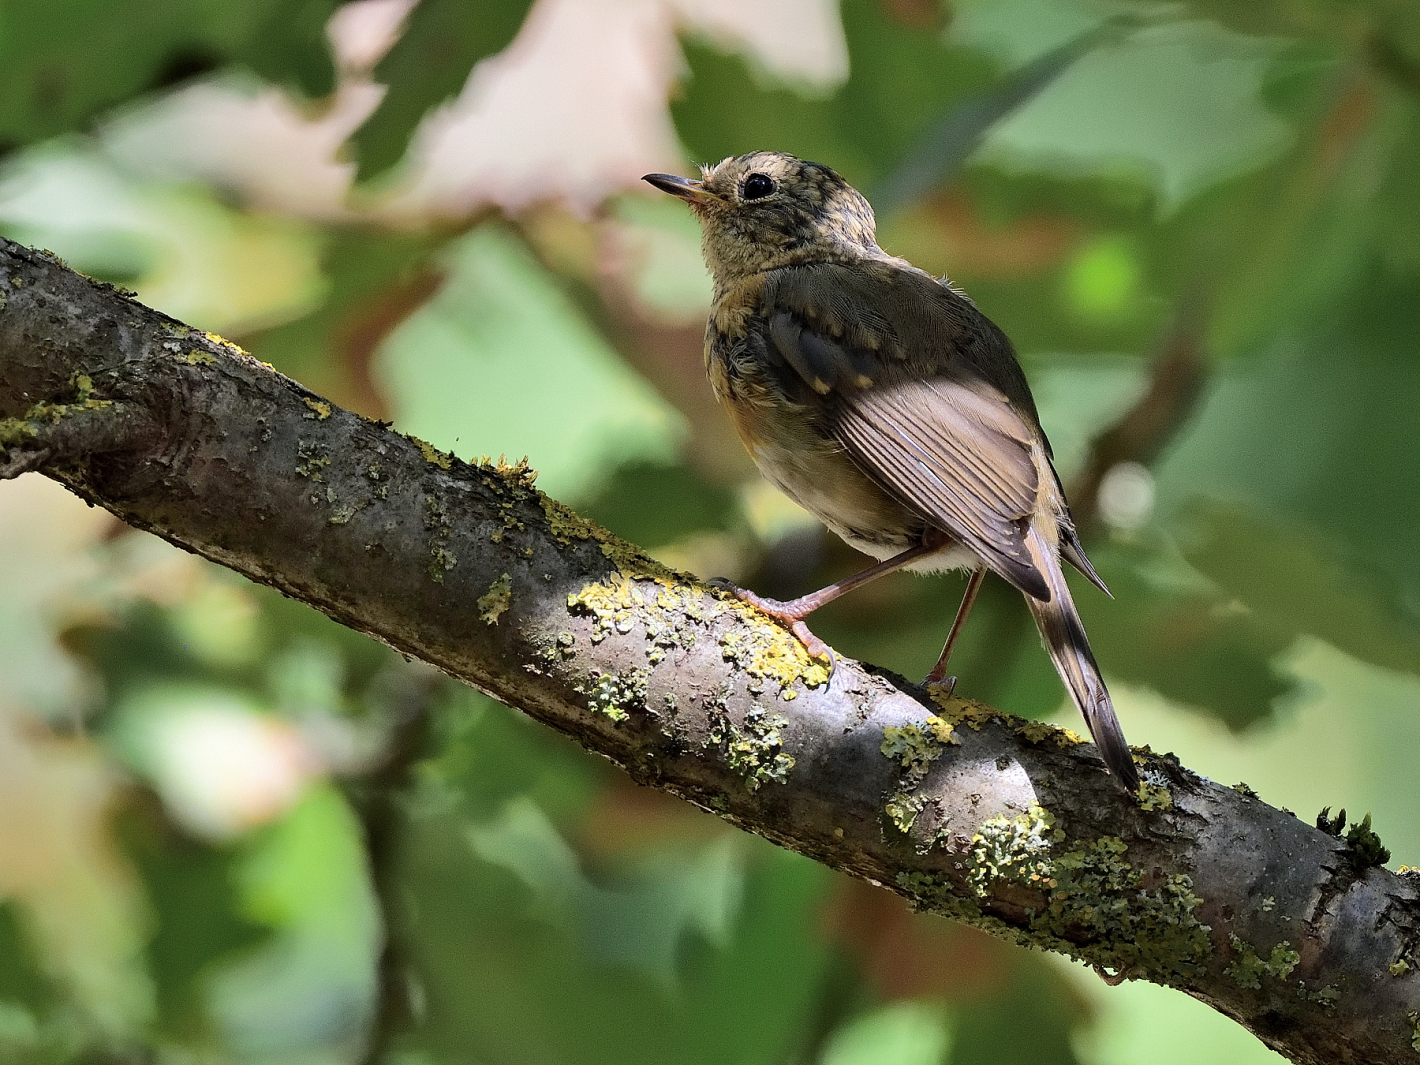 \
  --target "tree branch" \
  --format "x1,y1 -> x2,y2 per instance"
2,238 -> 1417,1065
